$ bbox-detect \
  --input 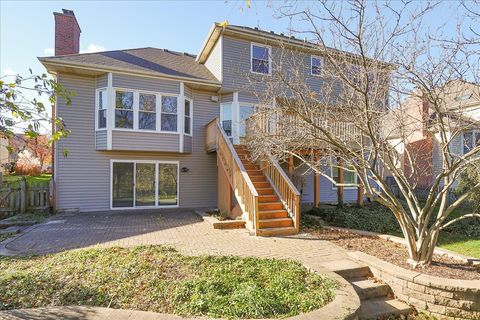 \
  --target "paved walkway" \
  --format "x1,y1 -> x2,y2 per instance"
0,209 -> 361,320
